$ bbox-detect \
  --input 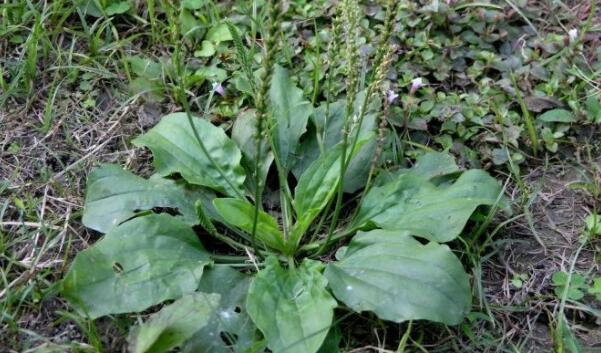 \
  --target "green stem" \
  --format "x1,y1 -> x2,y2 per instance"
163,1 -> 257,258
307,196 -> 335,245
319,1 -> 399,254
510,72 -> 539,156
250,0 -> 280,258
166,11 -> 246,197
211,230 -> 249,252
250,109 -> 265,257
303,226 -> 358,253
